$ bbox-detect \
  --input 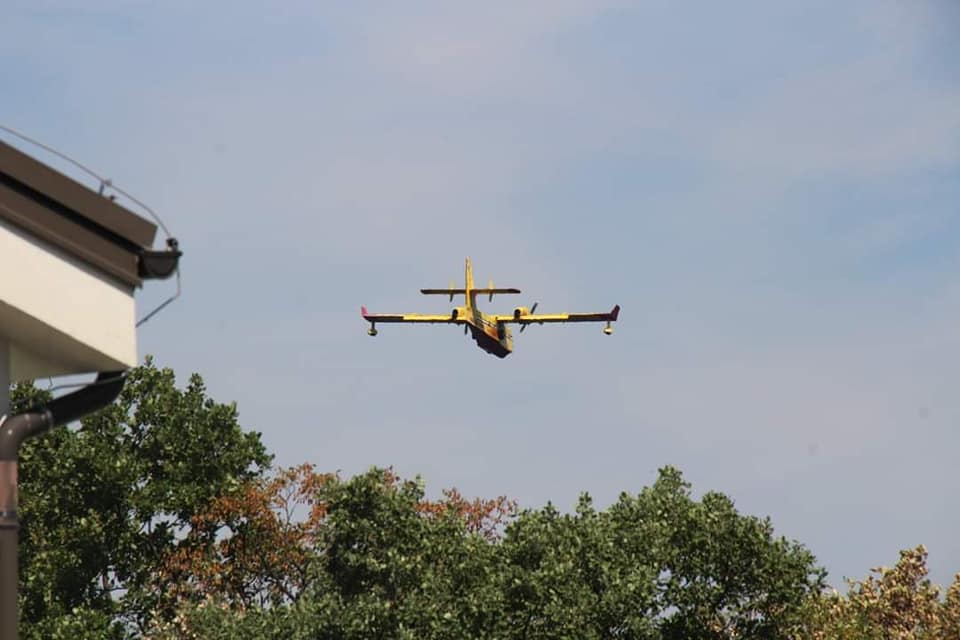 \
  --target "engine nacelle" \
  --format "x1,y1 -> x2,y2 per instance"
513,306 -> 529,319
